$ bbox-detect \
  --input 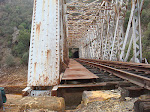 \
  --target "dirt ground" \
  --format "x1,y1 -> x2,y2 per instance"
0,66 -> 27,87
3,94 -> 64,112
3,94 -> 22,112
